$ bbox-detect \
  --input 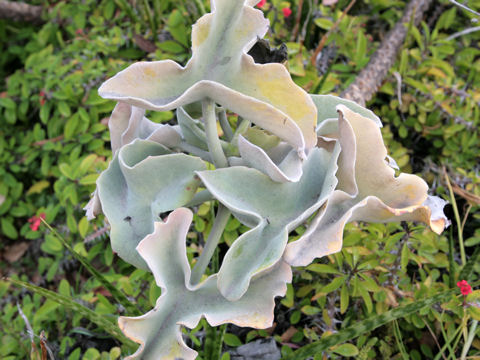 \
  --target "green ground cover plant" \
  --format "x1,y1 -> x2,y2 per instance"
1,0 -> 479,359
